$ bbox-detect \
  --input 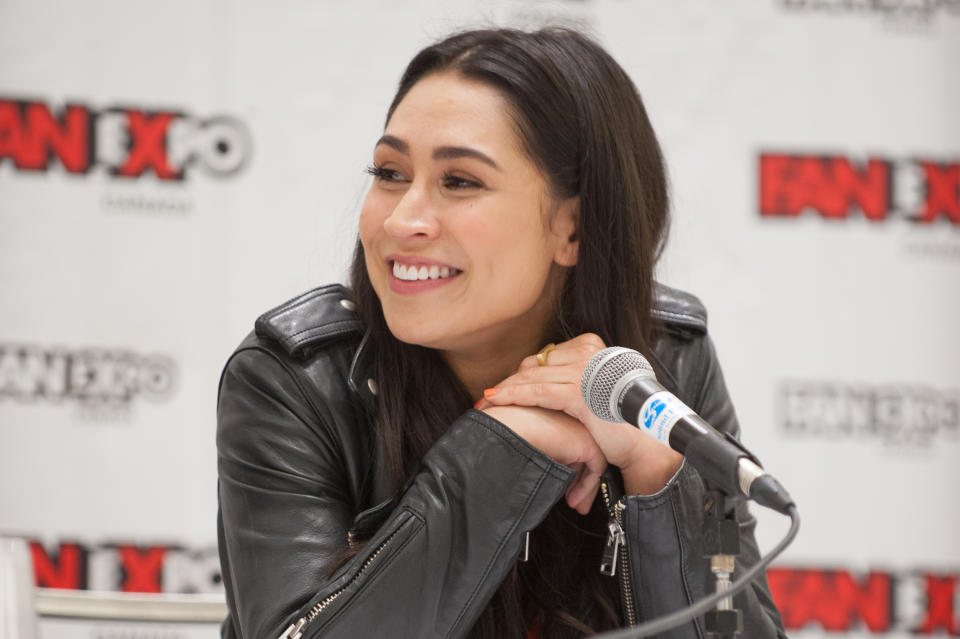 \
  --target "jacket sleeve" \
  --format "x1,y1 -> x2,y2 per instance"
620,334 -> 787,638
216,346 -> 574,639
